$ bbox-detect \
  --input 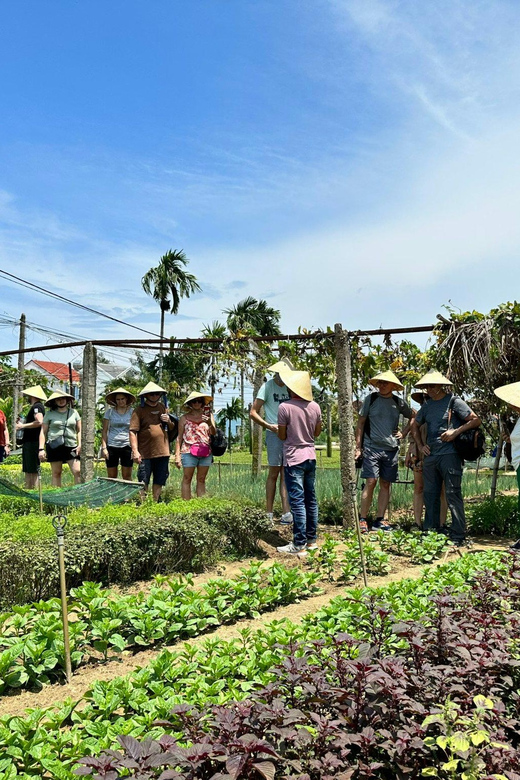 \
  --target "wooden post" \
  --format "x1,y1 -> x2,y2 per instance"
11,313 -> 25,447
326,397 -> 333,458
490,421 -> 503,501
334,324 -> 356,528
240,366 -> 245,448
80,342 -> 97,483
251,367 -> 263,478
